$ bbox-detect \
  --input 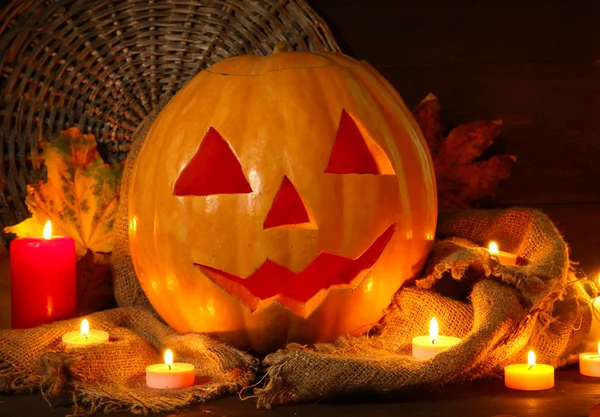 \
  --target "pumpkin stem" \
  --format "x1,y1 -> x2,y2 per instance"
273,40 -> 291,54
